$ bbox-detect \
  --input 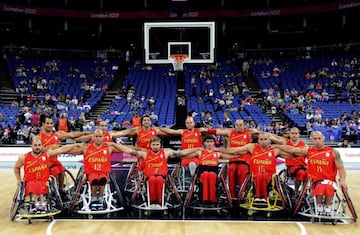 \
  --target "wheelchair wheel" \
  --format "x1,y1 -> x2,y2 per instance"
109,173 -> 125,207
237,173 -> 251,202
167,175 -> 183,206
184,174 -> 198,208
70,174 -> 86,211
342,185 -> 358,222
49,177 -> 63,210
277,169 -> 288,184
9,182 -> 25,221
64,170 -> 76,195
274,175 -> 292,211
218,166 -> 232,208
291,179 -> 310,217
74,166 -> 84,185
